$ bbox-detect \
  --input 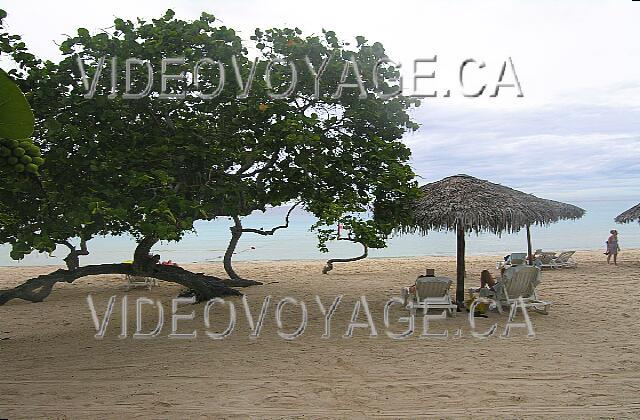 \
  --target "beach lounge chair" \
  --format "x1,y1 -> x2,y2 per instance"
496,252 -> 528,269
487,265 -> 551,315
122,260 -> 158,290
533,250 -> 557,265
402,276 -> 458,317
537,251 -> 577,269
125,275 -> 158,290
